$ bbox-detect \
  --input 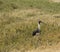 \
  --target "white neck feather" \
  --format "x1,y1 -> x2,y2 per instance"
38,23 -> 40,30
